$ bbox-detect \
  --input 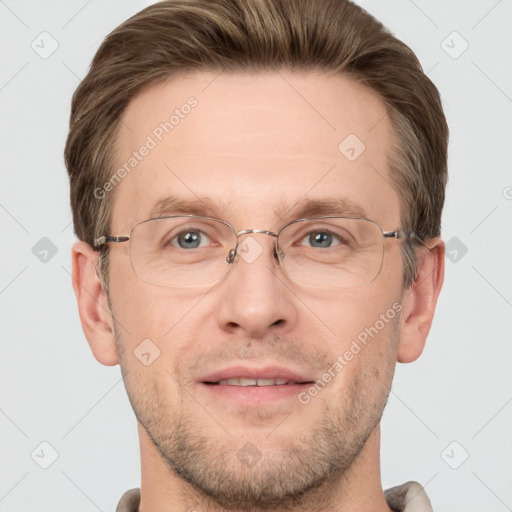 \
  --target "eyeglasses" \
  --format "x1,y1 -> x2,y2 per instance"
94,215 -> 422,289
